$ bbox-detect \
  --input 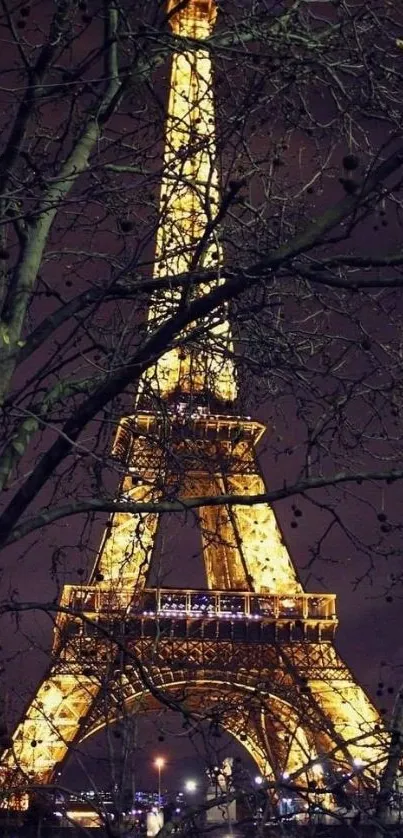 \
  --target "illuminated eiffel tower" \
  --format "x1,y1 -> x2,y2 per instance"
1,0 -> 382,805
